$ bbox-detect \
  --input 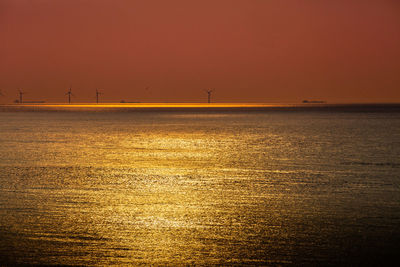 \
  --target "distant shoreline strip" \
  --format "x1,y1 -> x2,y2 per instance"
1,103 -> 400,112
